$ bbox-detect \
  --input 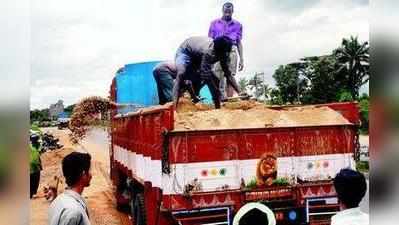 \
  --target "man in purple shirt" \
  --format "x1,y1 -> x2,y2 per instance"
208,2 -> 244,100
